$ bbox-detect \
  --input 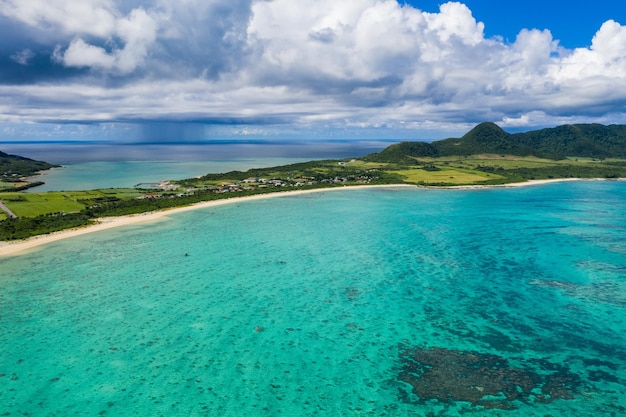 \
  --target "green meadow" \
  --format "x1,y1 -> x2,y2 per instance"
0,189 -> 143,217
